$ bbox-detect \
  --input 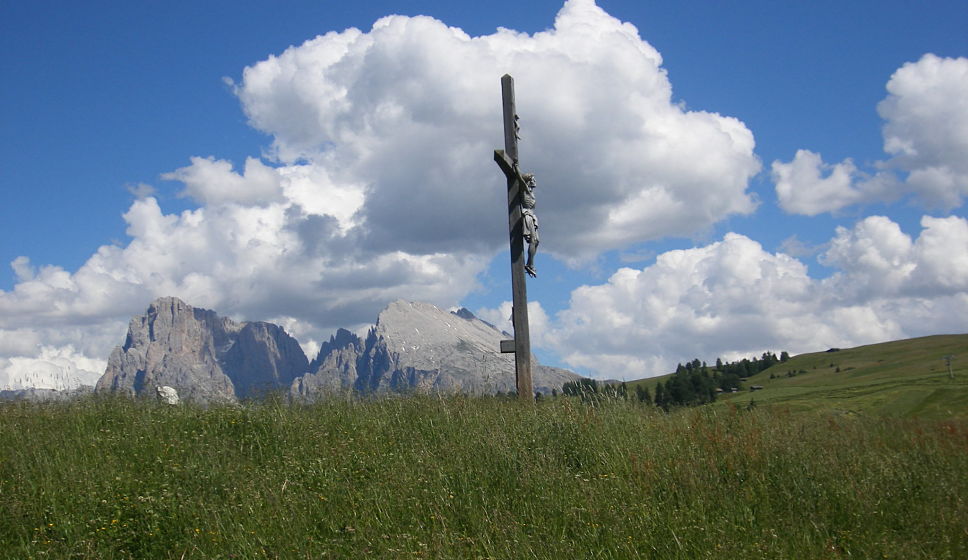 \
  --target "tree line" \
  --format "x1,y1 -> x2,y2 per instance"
561,351 -> 788,410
